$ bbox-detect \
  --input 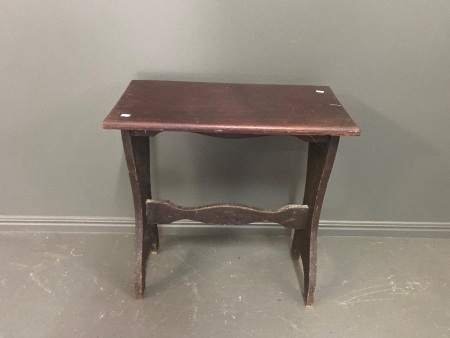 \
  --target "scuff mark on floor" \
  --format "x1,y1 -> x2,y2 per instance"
191,282 -> 200,323
29,272 -> 52,294
70,248 -> 83,257
336,281 -> 430,306
278,315 -> 310,336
